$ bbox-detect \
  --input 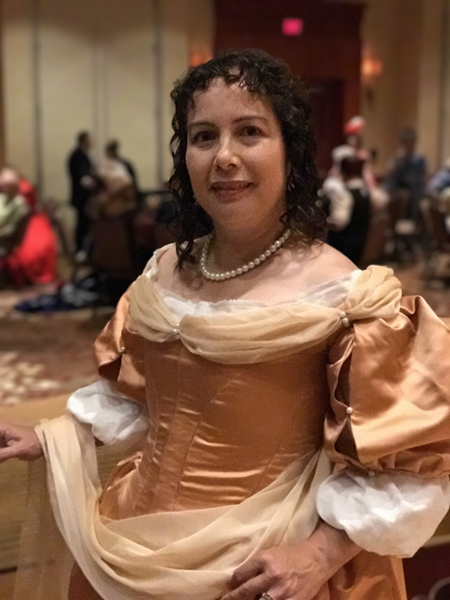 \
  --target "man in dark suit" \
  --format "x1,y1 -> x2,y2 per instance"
67,131 -> 94,254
